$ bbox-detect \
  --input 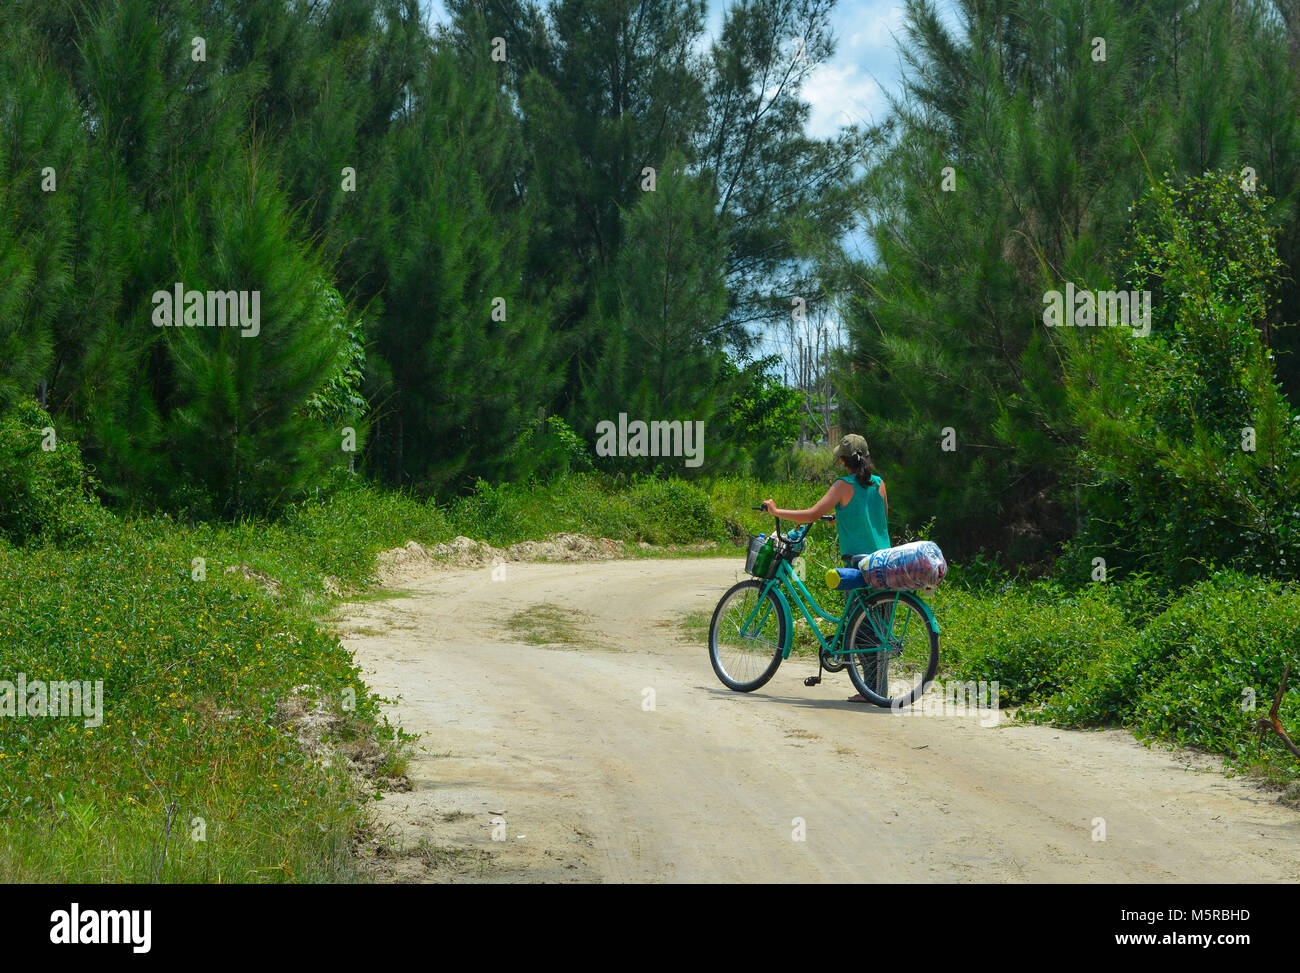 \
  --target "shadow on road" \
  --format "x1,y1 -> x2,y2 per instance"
696,685 -> 899,715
